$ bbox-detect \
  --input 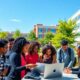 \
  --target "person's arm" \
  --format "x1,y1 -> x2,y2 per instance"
2,68 -> 9,76
71,68 -> 80,78
71,67 -> 80,71
10,53 -> 26,72
52,54 -> 57,63
72,69 -> 80,74
64,67 -> 80,75
8,53 -> 26,79
8,53 -> 37,80
68,48 -> 75,68
38,54 -> 43,63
